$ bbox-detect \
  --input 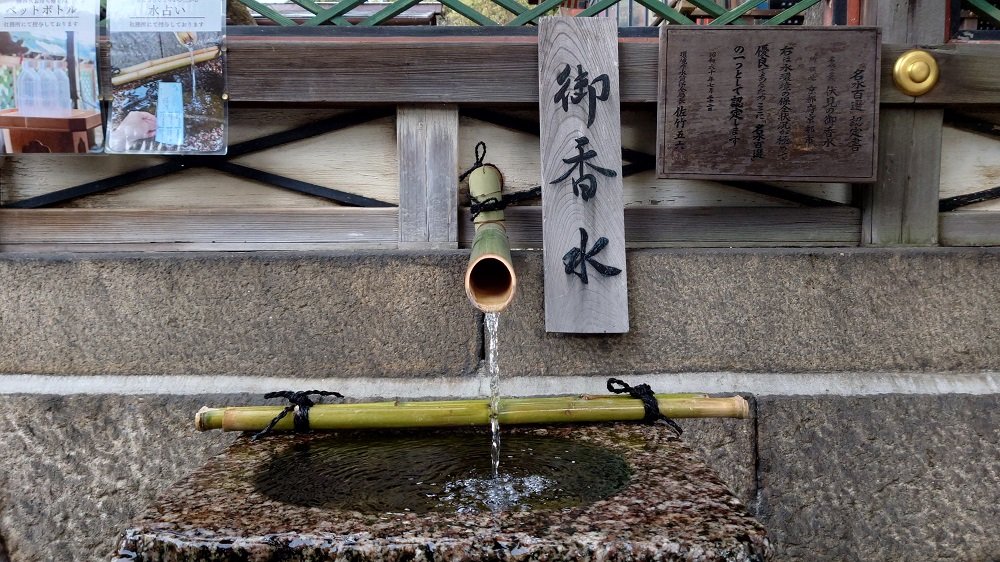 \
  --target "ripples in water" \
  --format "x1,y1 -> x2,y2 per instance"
254,433 -> 630,514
